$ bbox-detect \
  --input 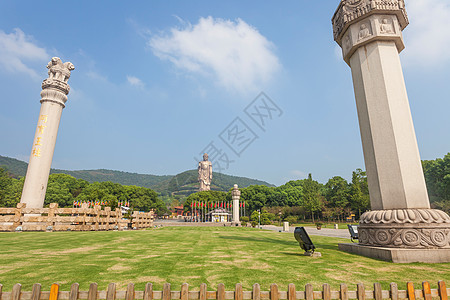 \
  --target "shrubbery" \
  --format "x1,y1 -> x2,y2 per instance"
284,215 -> 297,224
